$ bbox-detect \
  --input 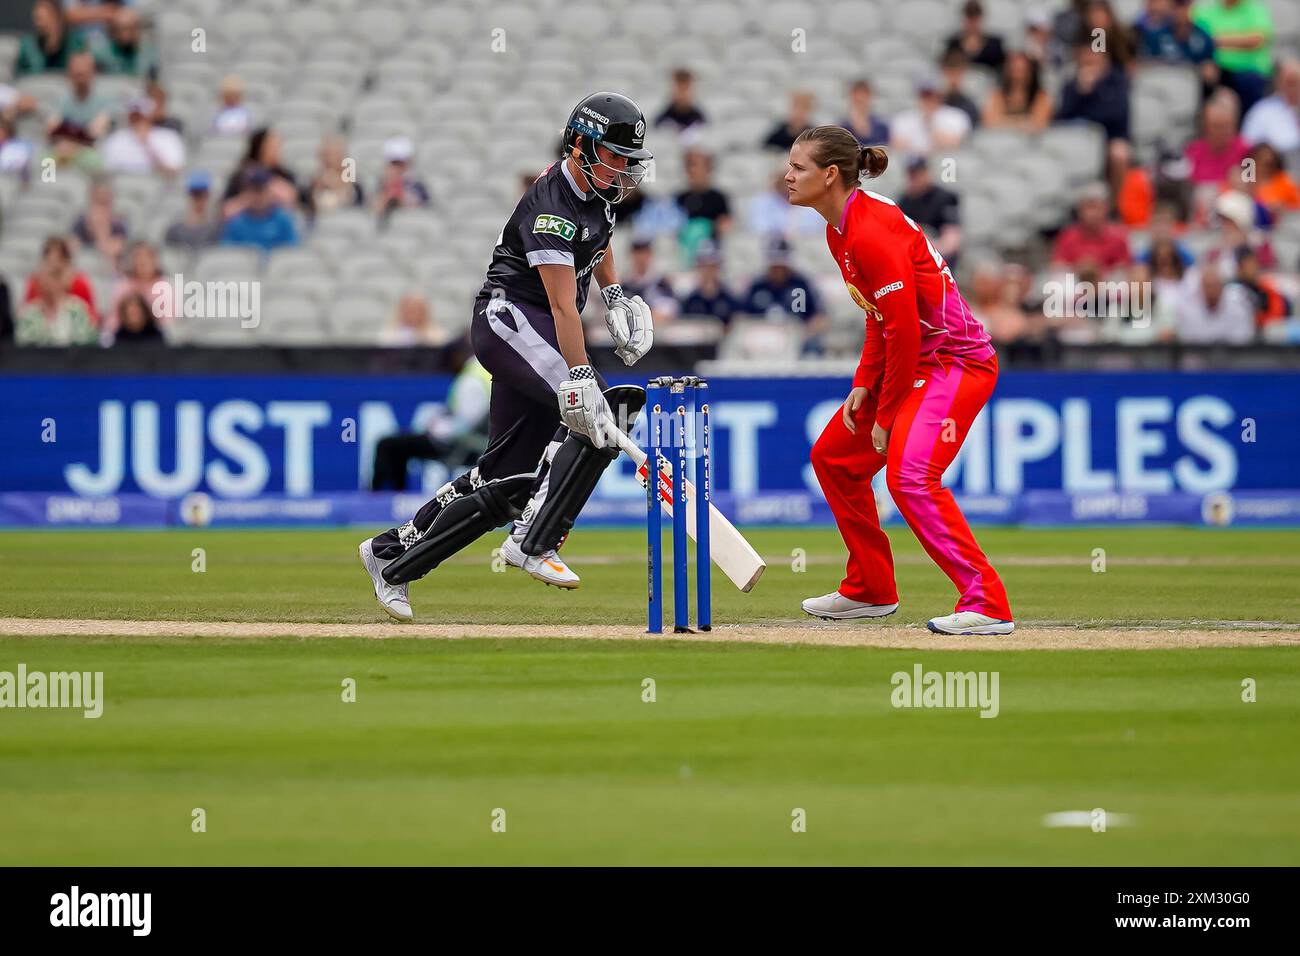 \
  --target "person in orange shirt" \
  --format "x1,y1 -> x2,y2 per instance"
1248,143 -> 1300,215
